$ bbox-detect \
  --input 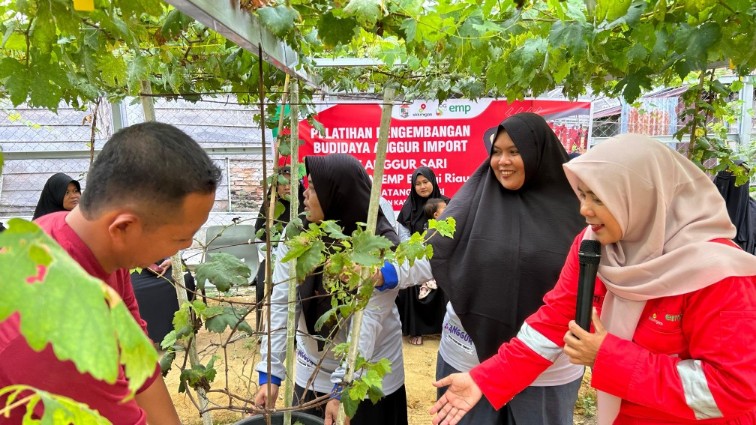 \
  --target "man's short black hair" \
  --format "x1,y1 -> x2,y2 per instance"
79,122 -> 222,220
